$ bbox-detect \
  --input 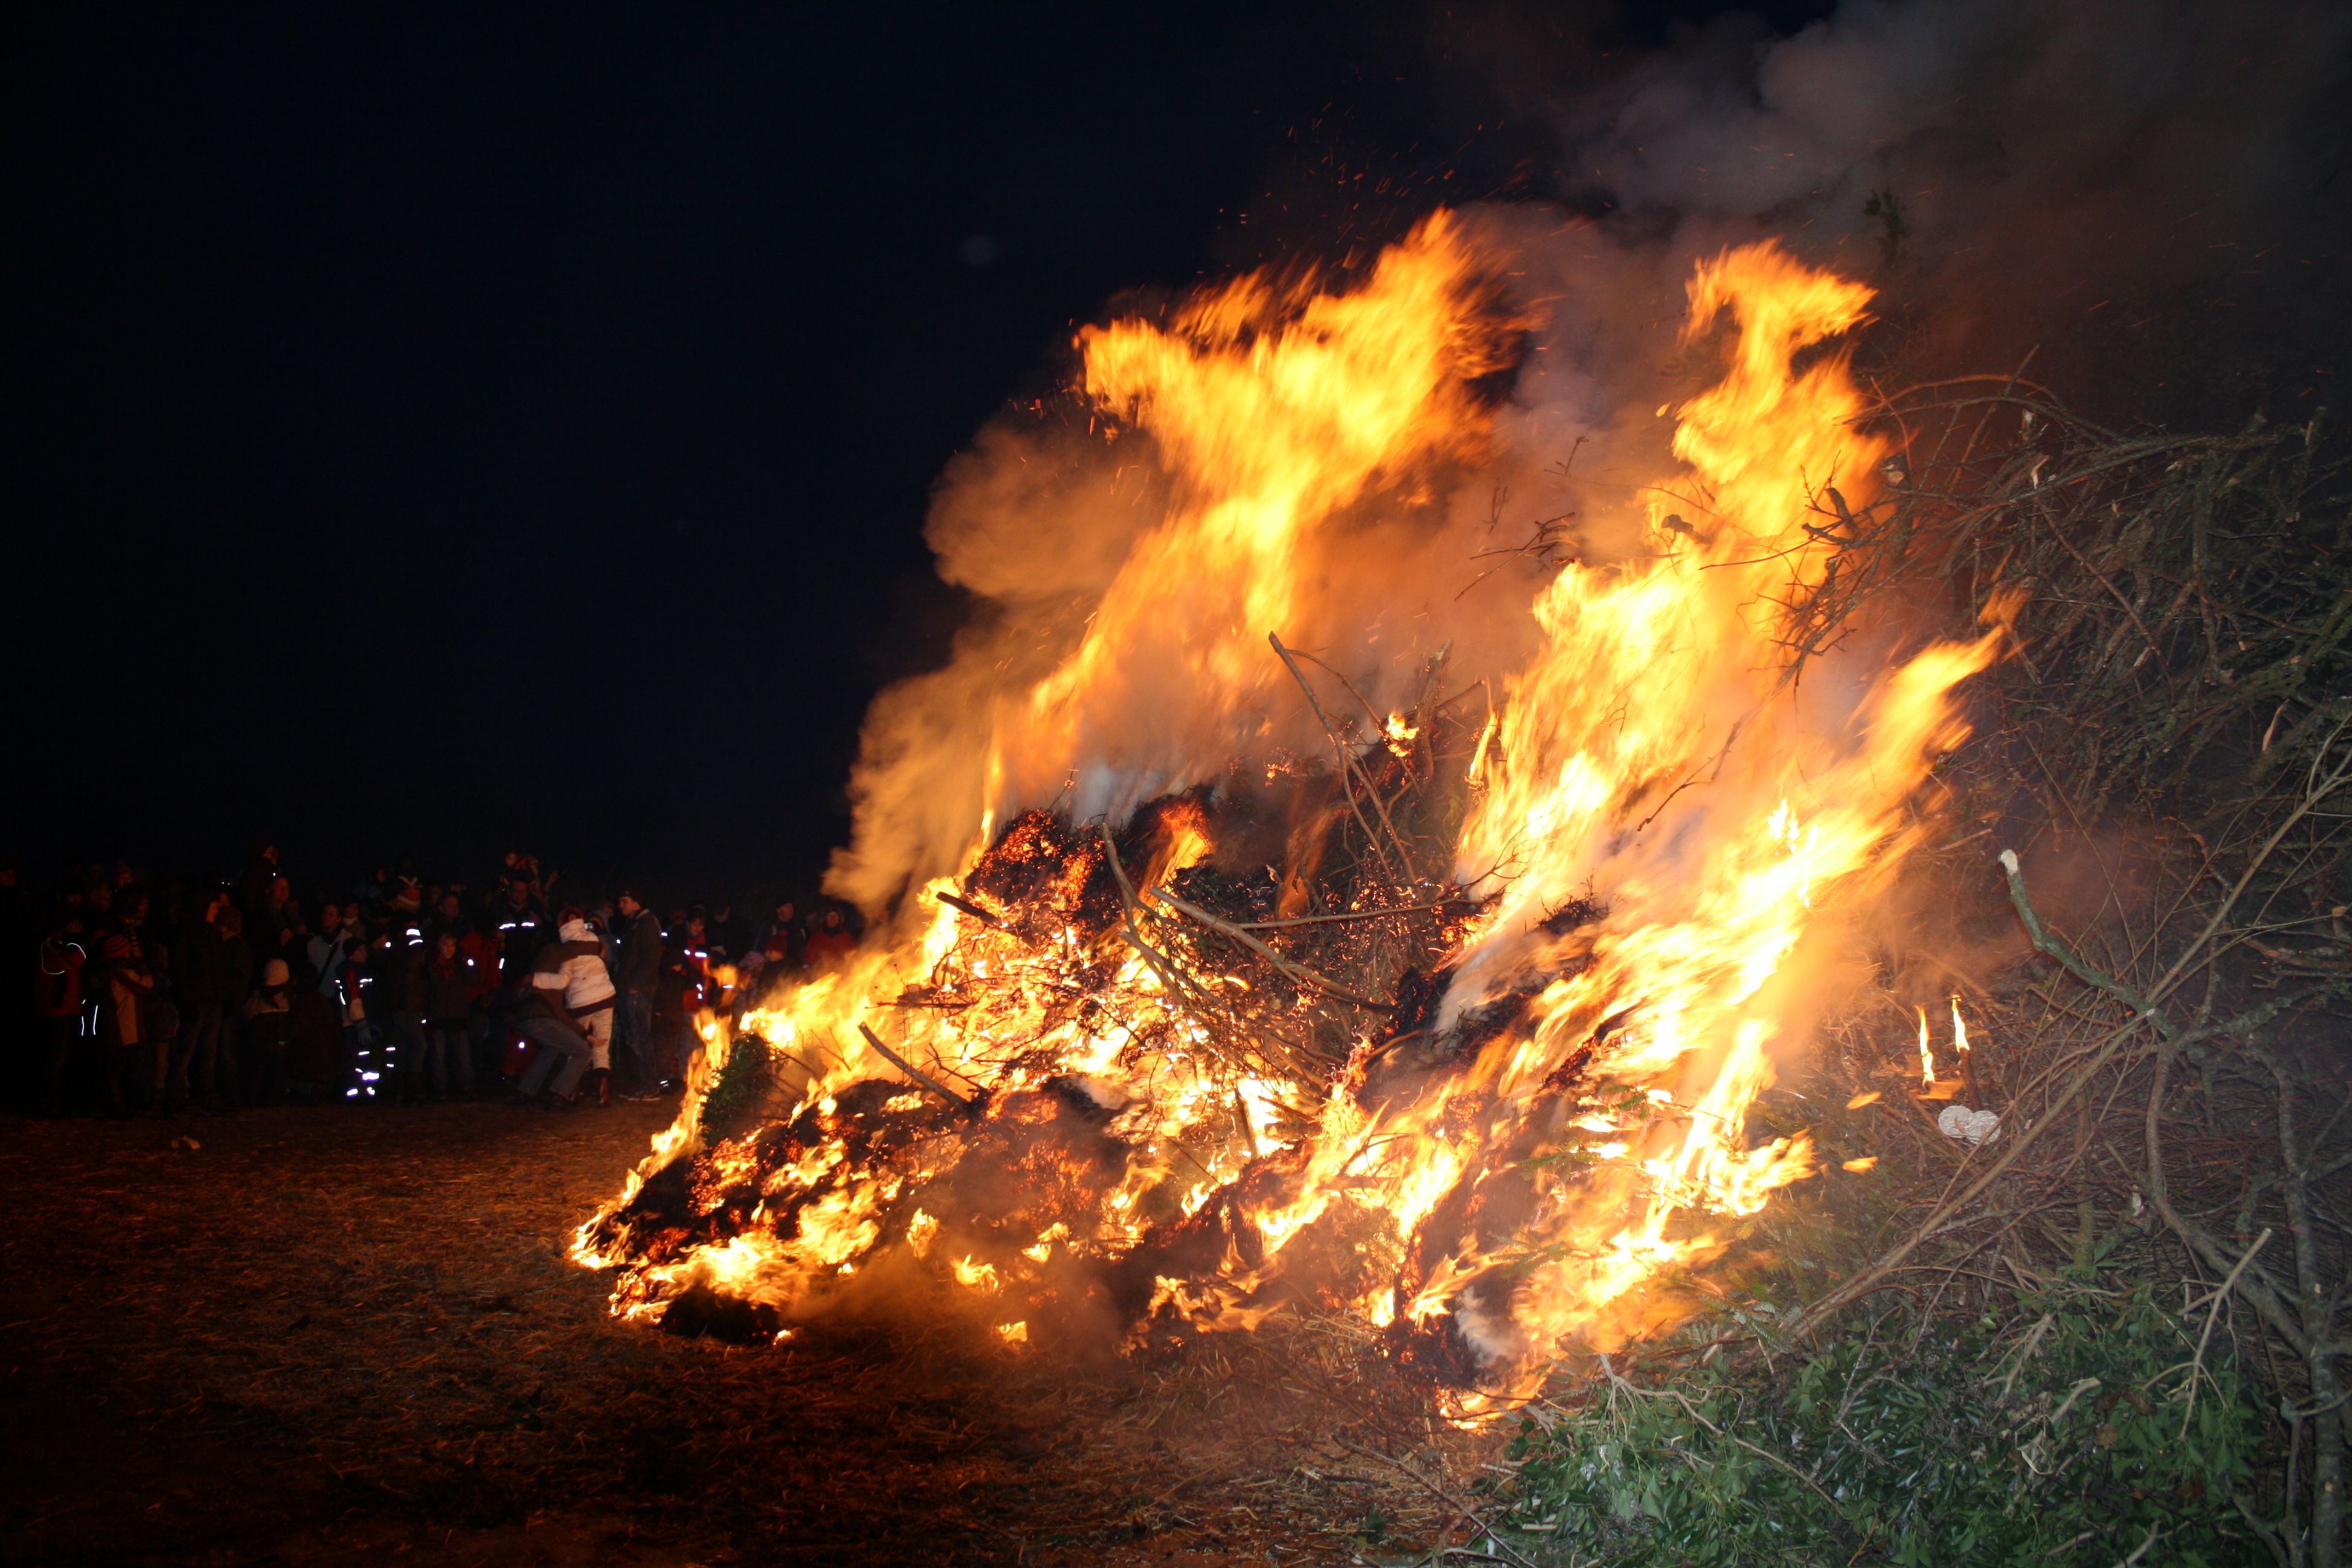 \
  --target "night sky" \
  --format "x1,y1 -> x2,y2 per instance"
0,1 -> 1828,906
